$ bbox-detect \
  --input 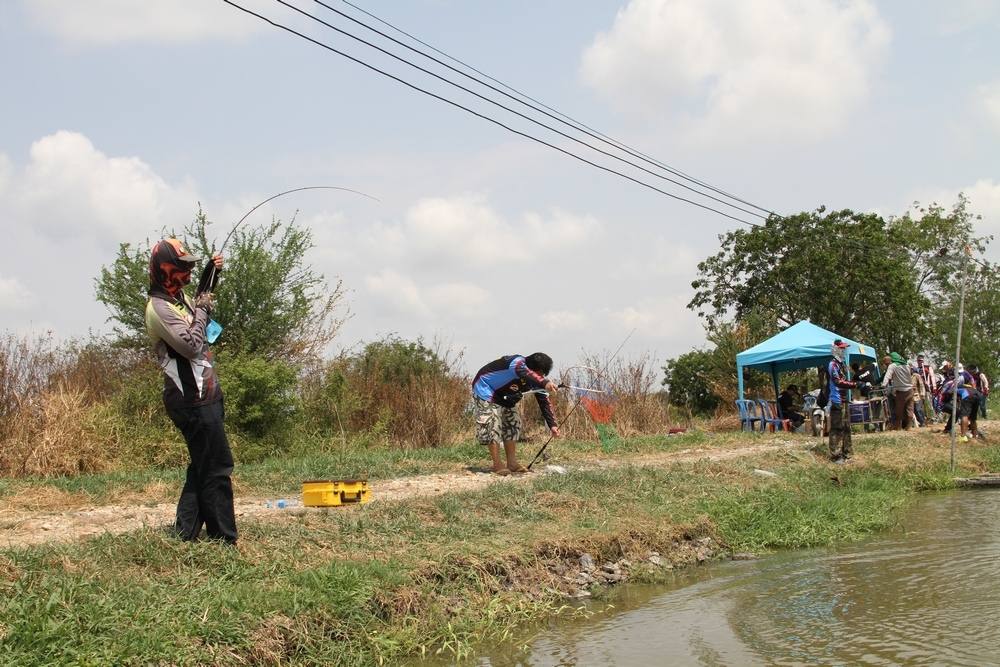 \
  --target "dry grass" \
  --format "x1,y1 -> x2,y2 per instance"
526,353 -> 677,441
0,385 -> 114,477
0,333 -> 152,478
